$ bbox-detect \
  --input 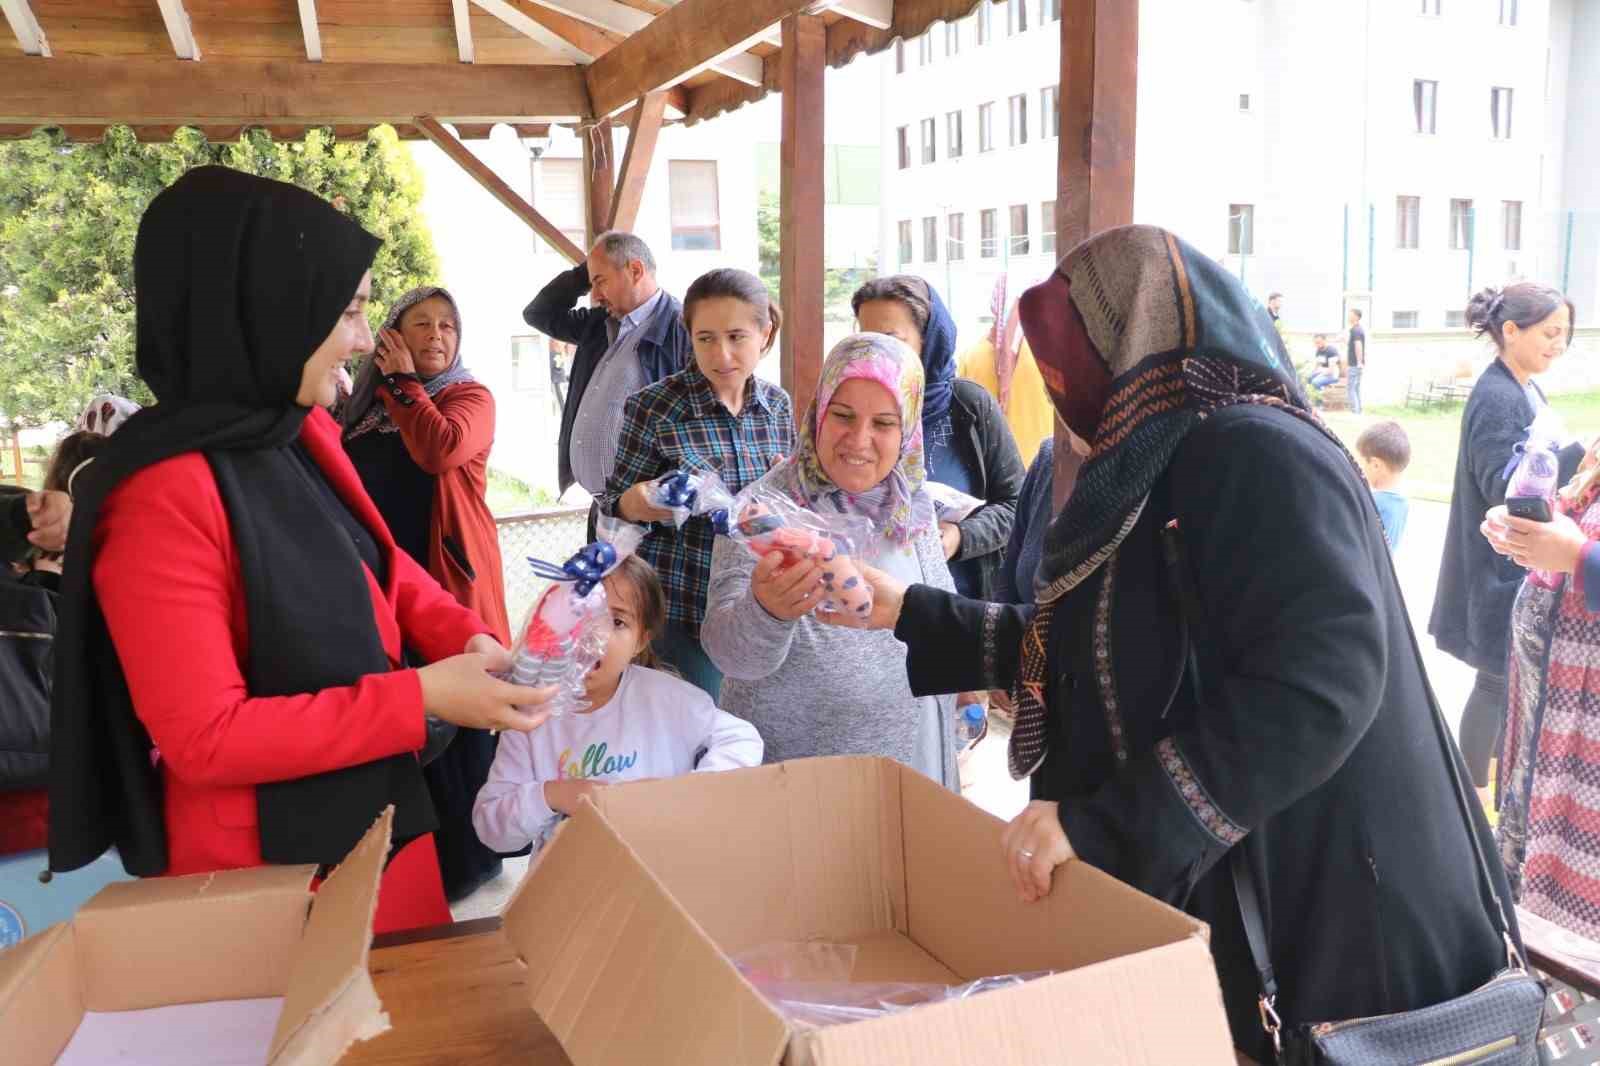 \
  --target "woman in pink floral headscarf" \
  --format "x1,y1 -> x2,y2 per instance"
702,333 -> 960,788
